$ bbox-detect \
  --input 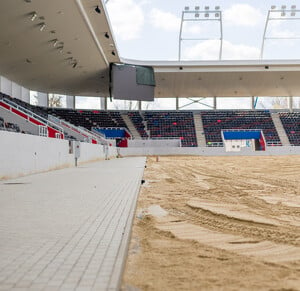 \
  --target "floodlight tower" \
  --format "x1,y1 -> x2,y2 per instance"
260,5 -> 300,59
178,5 -> 223,60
